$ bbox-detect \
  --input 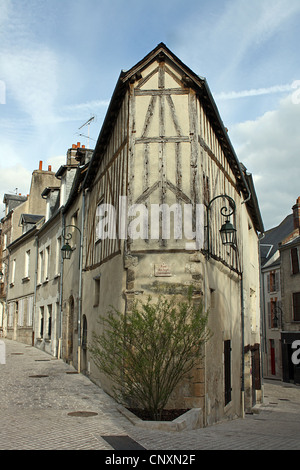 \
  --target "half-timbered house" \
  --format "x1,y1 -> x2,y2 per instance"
81,43 -> 264,426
